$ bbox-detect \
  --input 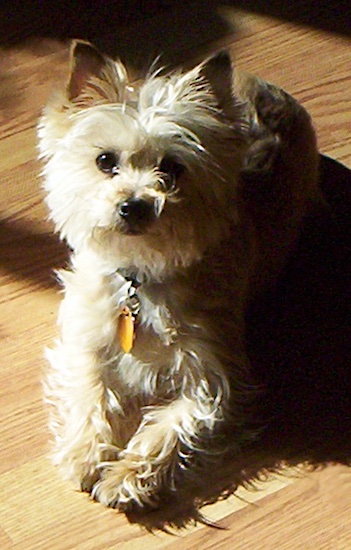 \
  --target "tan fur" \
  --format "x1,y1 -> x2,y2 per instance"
38,41 -> 319,526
